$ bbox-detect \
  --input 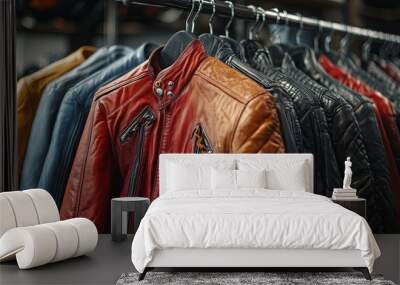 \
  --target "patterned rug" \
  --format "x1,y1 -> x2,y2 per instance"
116,271 -> 396,285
